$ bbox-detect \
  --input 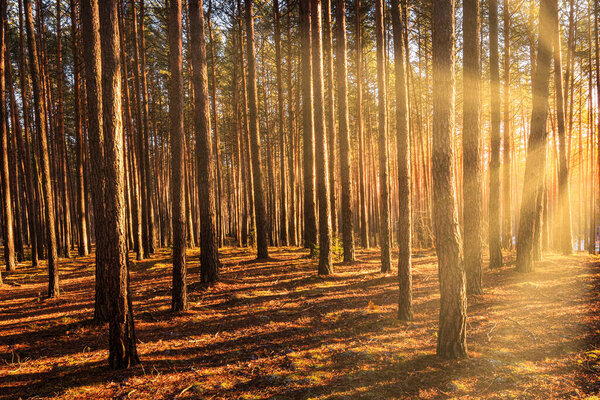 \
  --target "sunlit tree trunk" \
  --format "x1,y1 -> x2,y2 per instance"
391,0 -> 412,319
432,0 -> 467,359
25,0 -> 59,297
98,0 -> 139,369
489,0 -> 503,269
516,0 -> 556,273
502,0 -> 512,250
189,0 -> 220,281
355,0 -> 368,248
323,0 -> 337,235
375,0 -> 391,273
335,0 -> 354,263
169,0 -> 187,311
